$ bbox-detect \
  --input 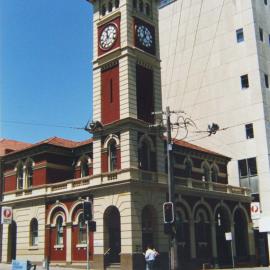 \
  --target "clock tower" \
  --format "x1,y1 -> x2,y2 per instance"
88,0 -> 167,269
